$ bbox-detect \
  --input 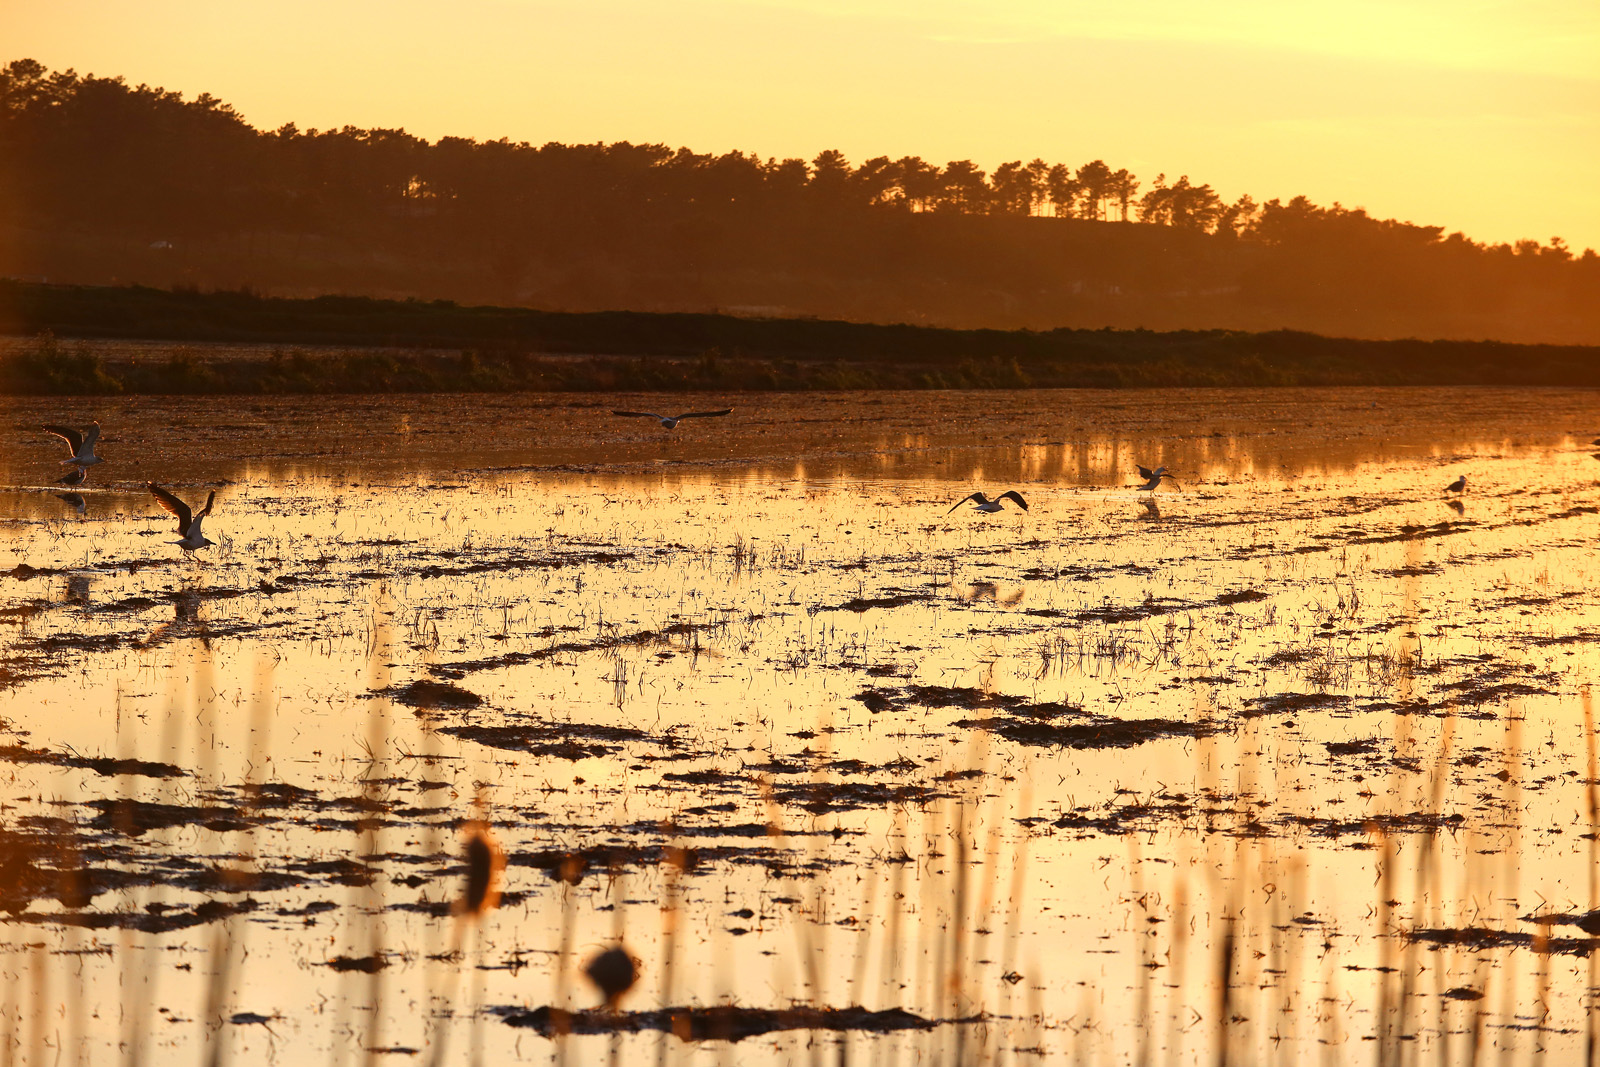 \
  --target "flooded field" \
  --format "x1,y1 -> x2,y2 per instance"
3,386 -> 1600,1065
